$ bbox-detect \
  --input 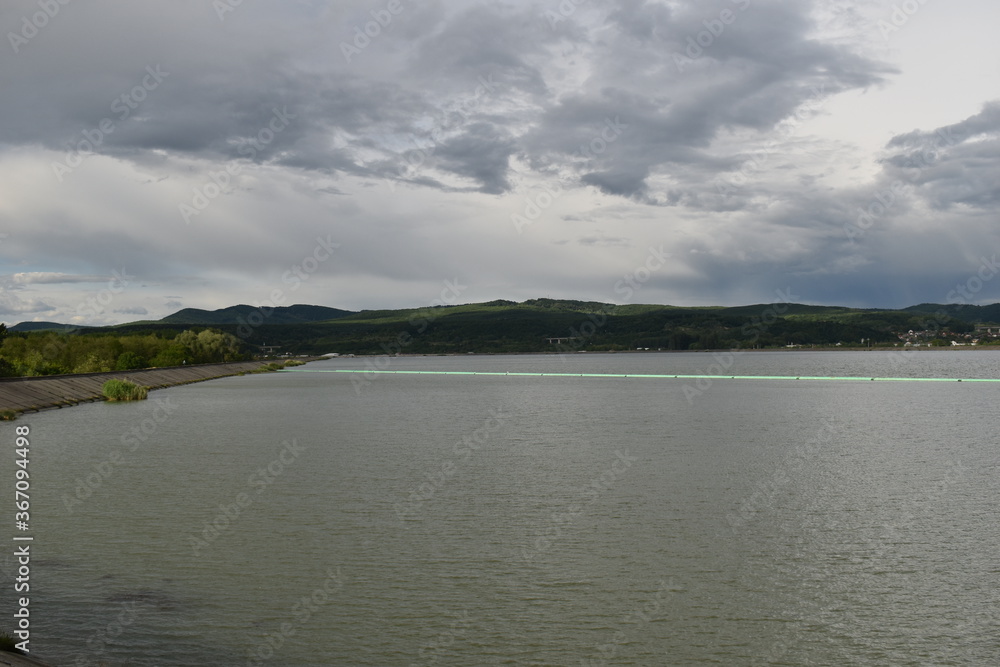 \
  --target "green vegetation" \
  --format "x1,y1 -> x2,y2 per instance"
245,359 -> 305,374
157,304 -> 353,326
0,410 -> 18,422
3,300 -> 998,374
1,629 -> 25,653
0,328 -> 249,377
102,379 -> 149,401
210,298 -> 987,355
